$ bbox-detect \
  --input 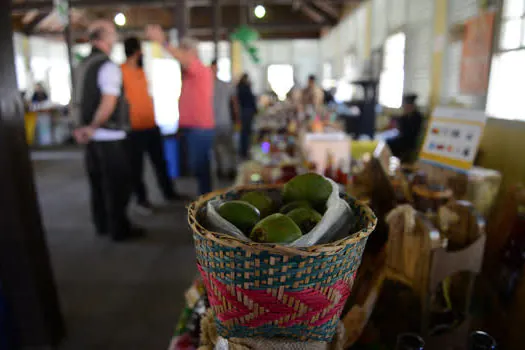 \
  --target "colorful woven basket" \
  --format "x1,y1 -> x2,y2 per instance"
188,184 -> 377,342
